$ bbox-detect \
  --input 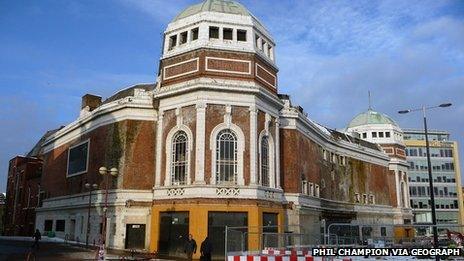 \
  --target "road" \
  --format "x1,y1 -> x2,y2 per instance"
0,238 -> 100,260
